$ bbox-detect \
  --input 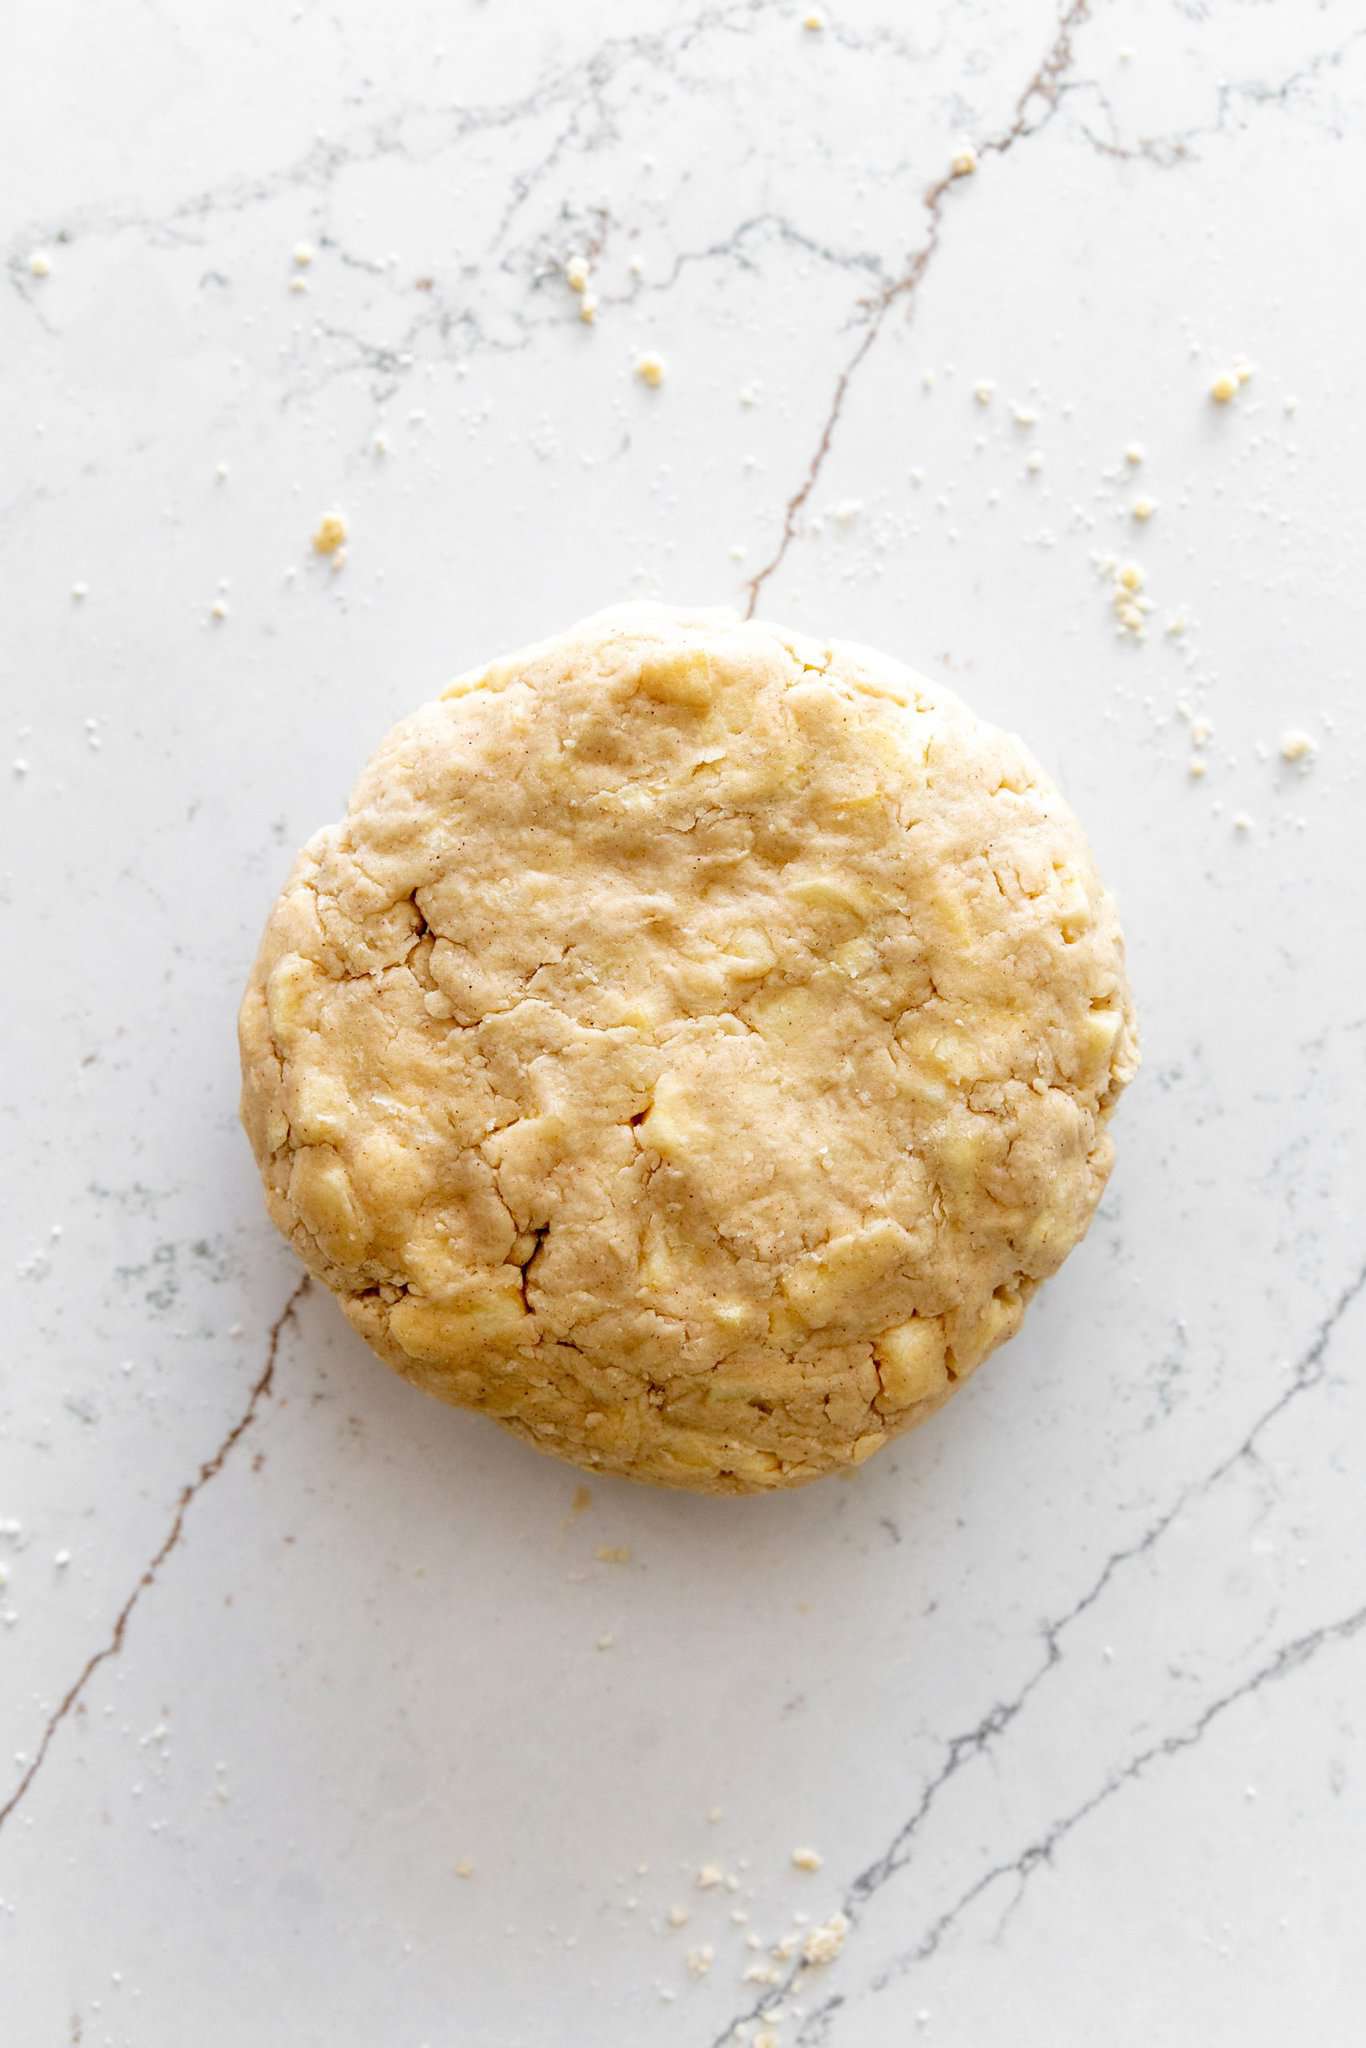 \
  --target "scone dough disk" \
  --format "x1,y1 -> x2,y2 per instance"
240,605 -> 1137,1493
